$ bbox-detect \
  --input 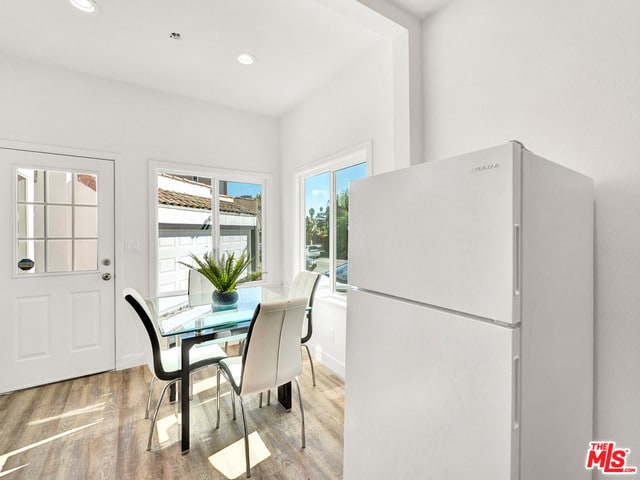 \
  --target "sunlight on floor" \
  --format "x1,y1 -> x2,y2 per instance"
0,463 -> 29,477
156,414 -> 180,444
26,402 -> 105,426
193,375 -> 227,396
197,389 -> 231,409
209,431 -> 271,479
153,388 -> 233,447
0,419 -> 103,474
